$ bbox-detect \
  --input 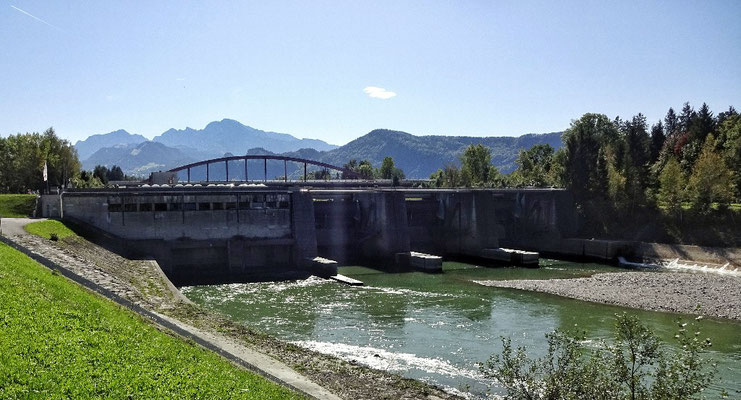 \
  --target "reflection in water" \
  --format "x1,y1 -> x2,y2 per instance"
182,260 -> 741,398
